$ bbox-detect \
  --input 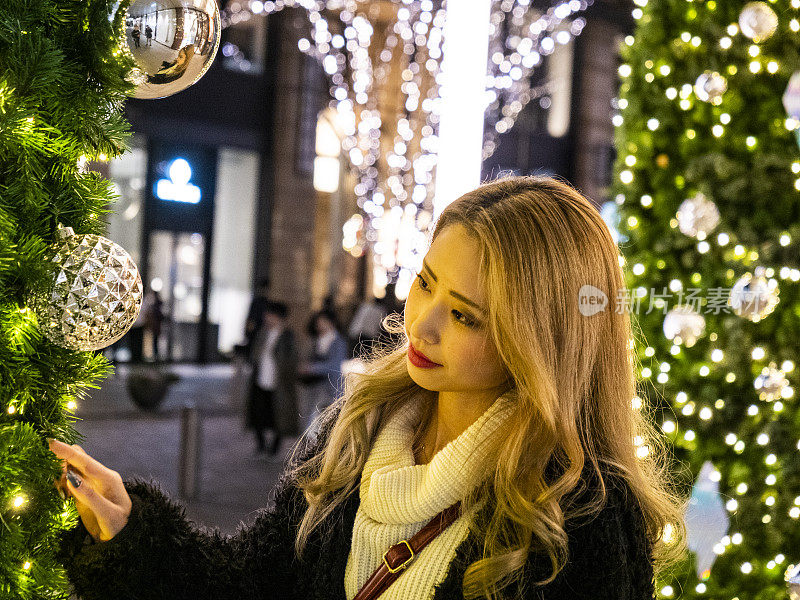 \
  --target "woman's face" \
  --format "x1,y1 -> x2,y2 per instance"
404,224 -> 509,399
